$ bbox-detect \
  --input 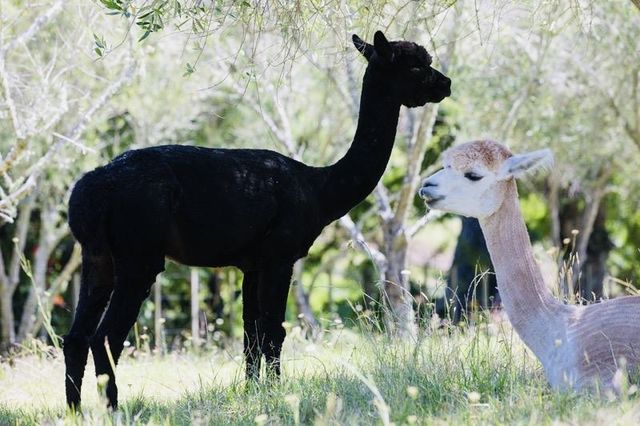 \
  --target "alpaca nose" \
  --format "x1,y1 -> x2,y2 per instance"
419,180 -> 437,198
442,77 -> 451,94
